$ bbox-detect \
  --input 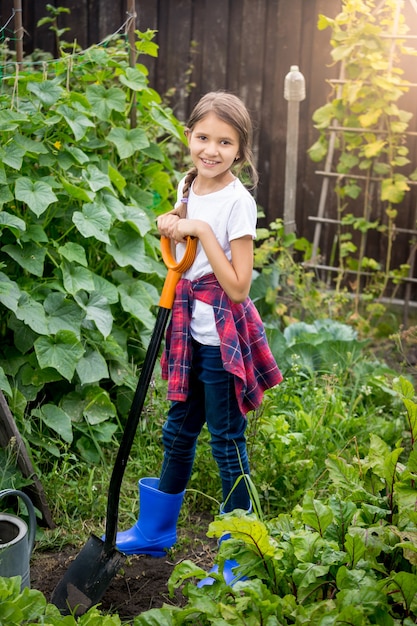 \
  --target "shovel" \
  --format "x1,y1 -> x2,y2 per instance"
51,235 -> 197,616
